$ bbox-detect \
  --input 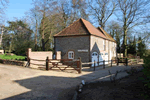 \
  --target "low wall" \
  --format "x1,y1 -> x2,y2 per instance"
0,50 -> 4,54
27,48 -> 61,68
0,59 -> 26,66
